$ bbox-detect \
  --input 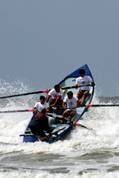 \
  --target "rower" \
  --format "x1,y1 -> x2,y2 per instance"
63,91 -> 78,122
33,95 -> 47,114
46,84 -> 64,114
29,108 -> 51,141
75,68 -> 95,106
